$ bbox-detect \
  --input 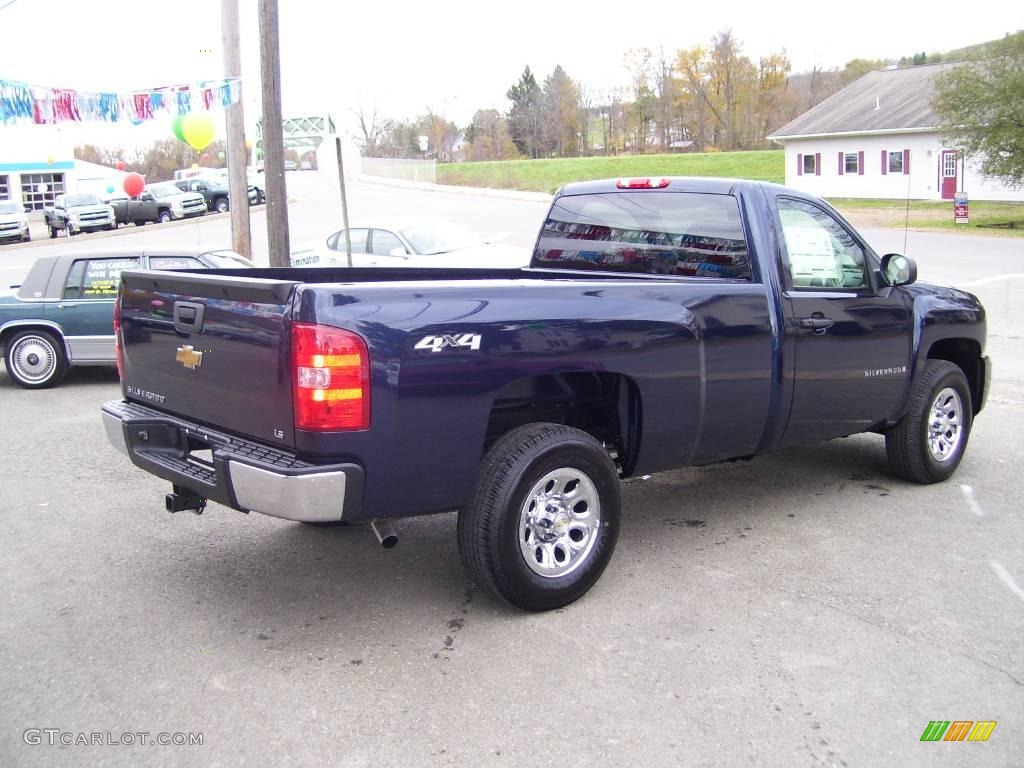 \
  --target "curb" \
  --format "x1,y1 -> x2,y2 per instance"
357,174 -> 553,204
13,203 -> 272,251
